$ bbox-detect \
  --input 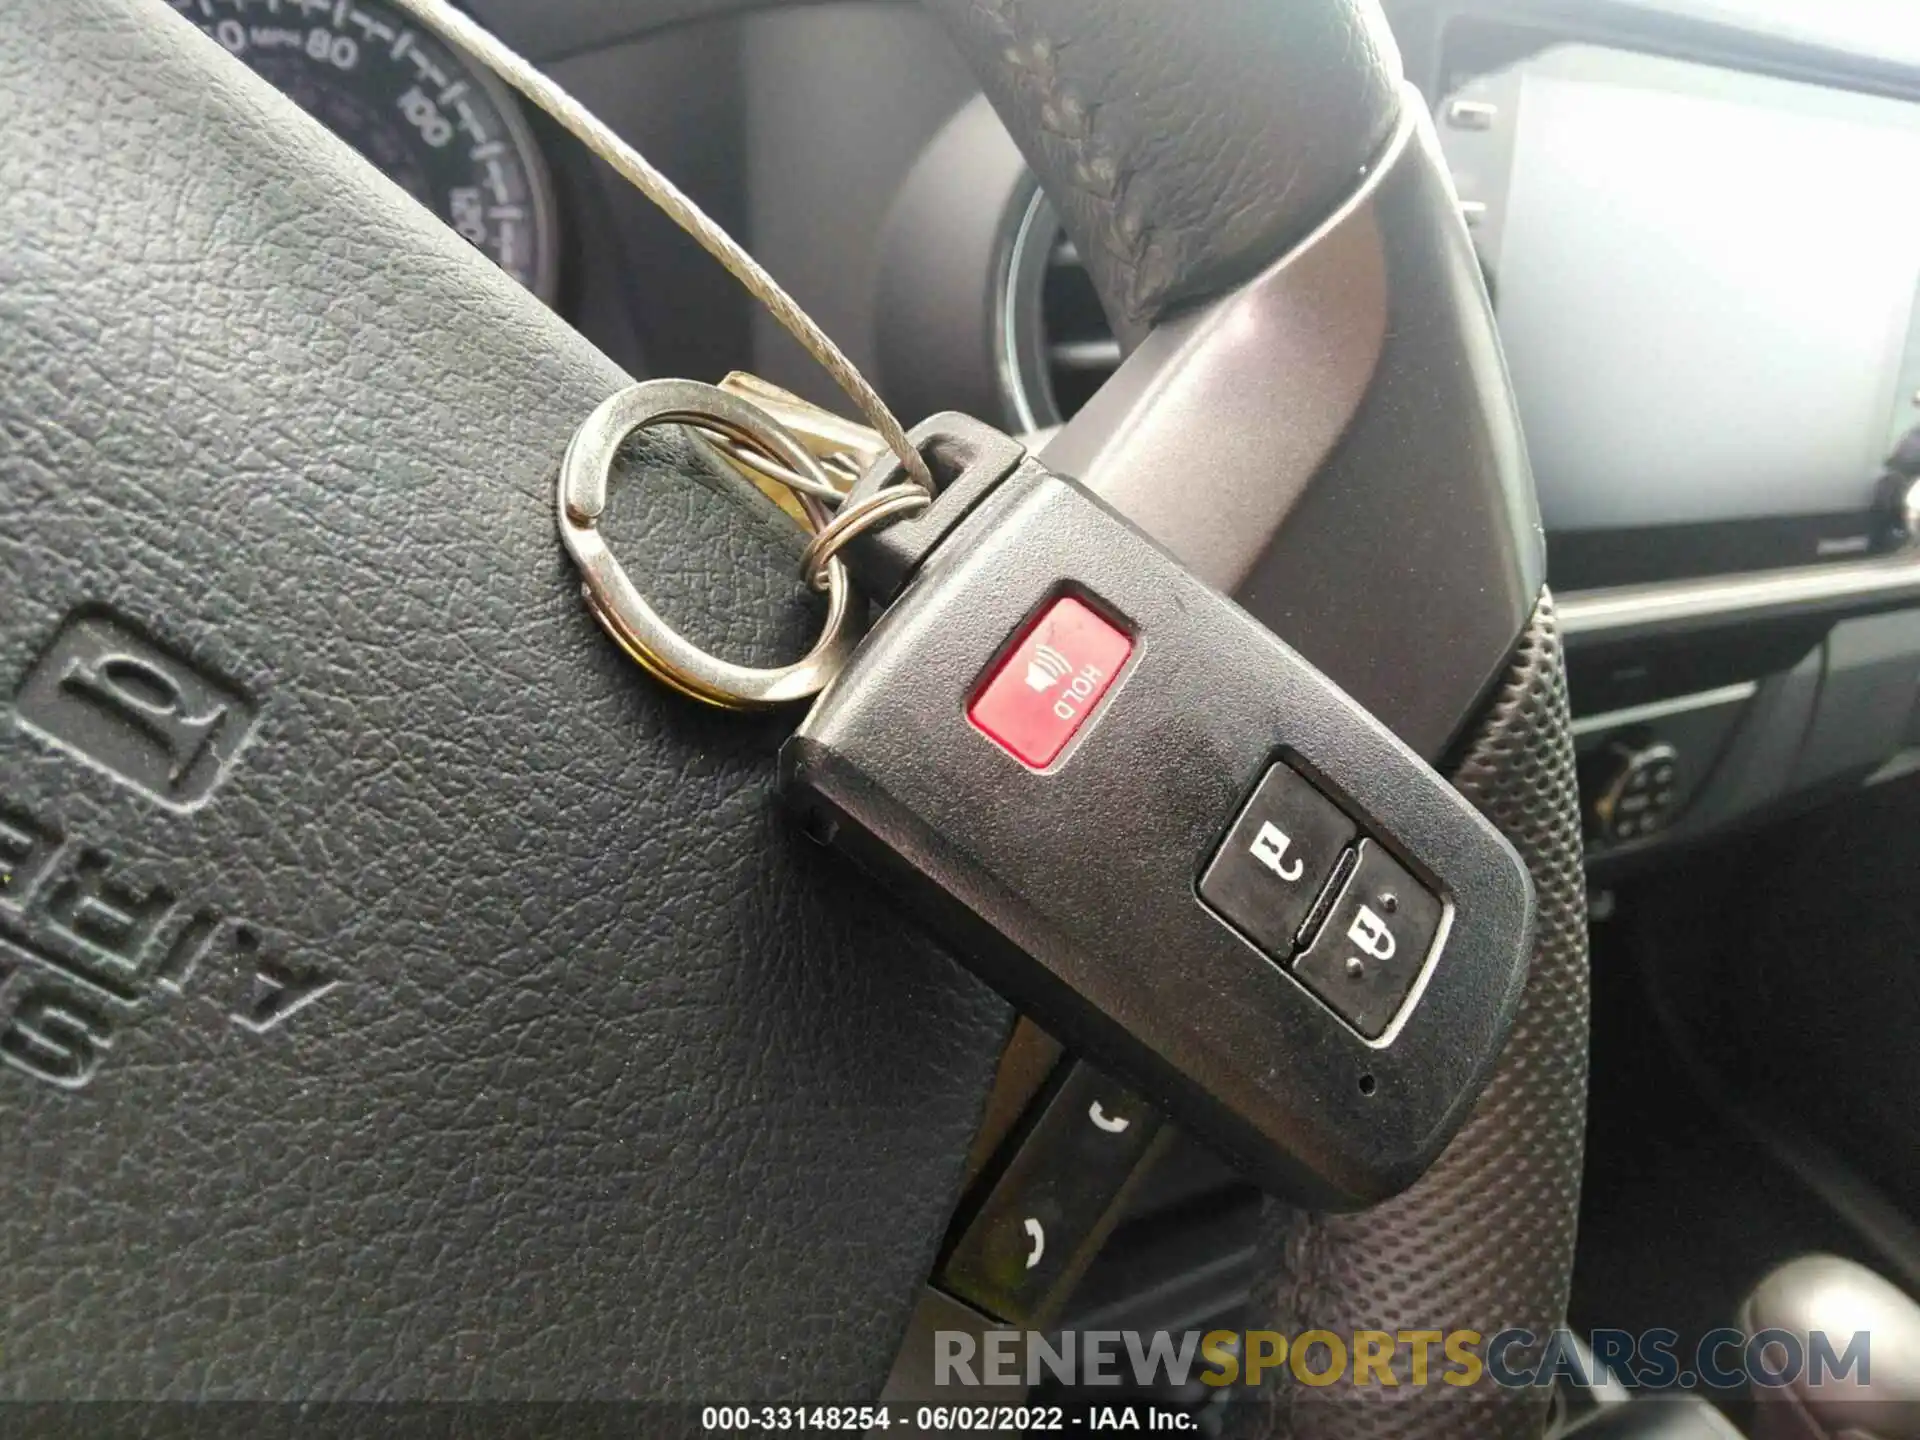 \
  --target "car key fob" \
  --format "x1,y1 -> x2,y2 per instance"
780,418 -> 1534,1208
